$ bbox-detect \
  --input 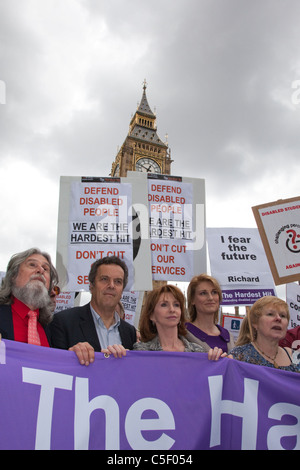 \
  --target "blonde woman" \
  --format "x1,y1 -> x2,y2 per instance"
231,296 -> 300,372
186,274 -> 235,353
